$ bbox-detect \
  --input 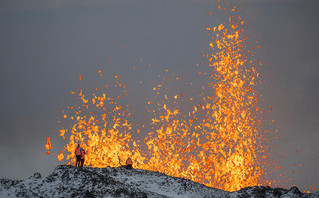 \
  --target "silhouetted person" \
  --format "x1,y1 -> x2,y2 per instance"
75,144 -> 83,167
126,157 -> 133,170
